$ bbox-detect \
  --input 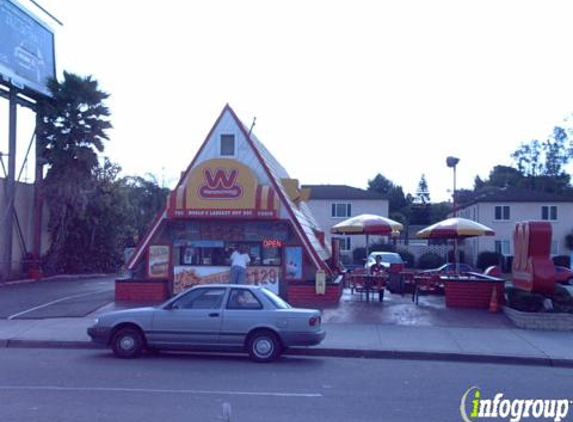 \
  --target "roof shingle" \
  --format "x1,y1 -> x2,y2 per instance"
302,185 -> 387,200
